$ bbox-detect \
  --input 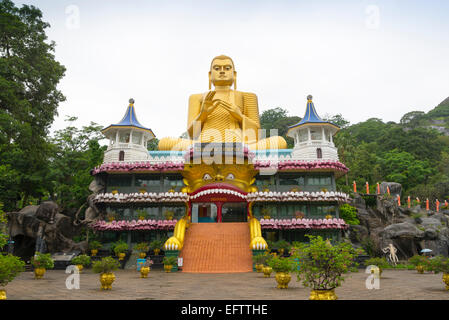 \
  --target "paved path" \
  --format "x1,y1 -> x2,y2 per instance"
4,269 -> 449,300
